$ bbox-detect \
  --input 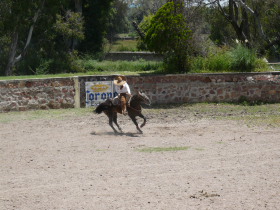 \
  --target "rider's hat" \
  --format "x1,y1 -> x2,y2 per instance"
114,75 -> 127,86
